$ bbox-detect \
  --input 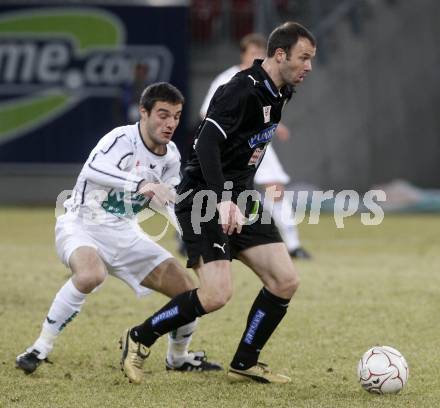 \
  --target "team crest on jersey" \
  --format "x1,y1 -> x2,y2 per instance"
248,147 -> 265,167
263,106 -> 271,123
